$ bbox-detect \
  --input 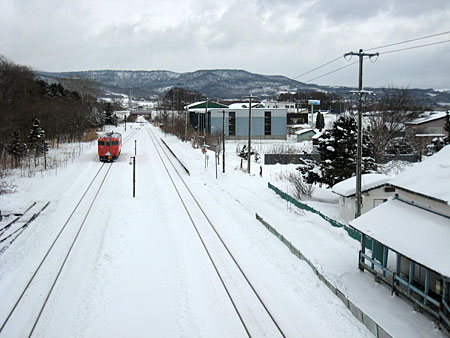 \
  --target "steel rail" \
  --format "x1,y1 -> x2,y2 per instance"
146,129 -> 251,337
147,128 -> 286,338
0,163 -> 110,335
27,163 -> 113,337
1,129 -> 139,335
